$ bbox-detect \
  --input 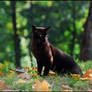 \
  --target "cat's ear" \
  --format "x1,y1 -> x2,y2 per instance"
45,26 -> 51,32
32,25 -> 36,30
